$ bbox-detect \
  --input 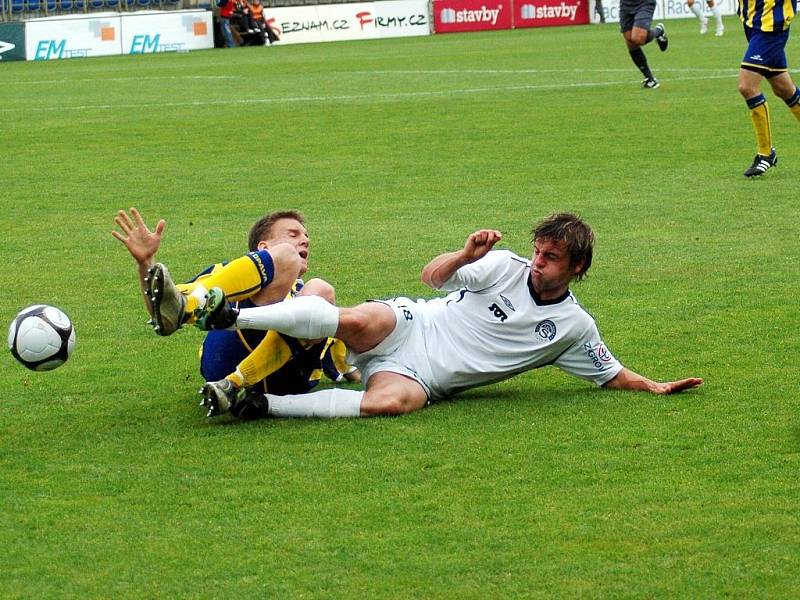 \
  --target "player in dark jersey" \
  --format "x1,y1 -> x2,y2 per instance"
737,0 -> 800,176
618,0 -> 669,88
